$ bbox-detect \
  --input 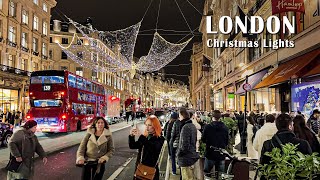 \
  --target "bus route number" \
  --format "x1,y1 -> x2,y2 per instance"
43,85 -> 51,91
